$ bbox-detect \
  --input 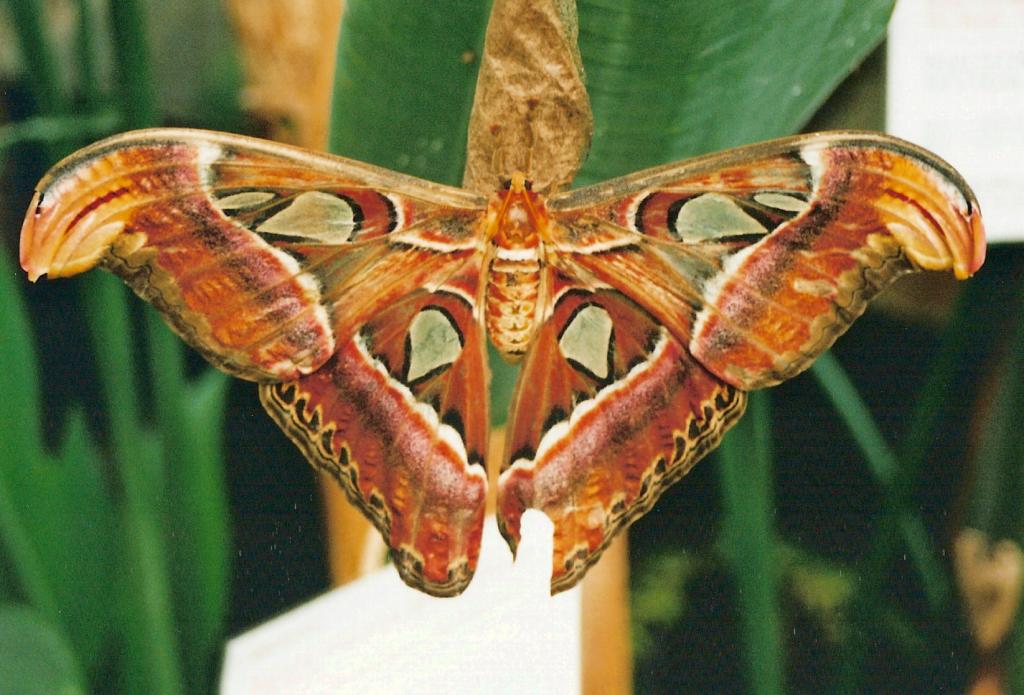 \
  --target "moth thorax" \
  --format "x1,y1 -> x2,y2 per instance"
485,248 -> 541,359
